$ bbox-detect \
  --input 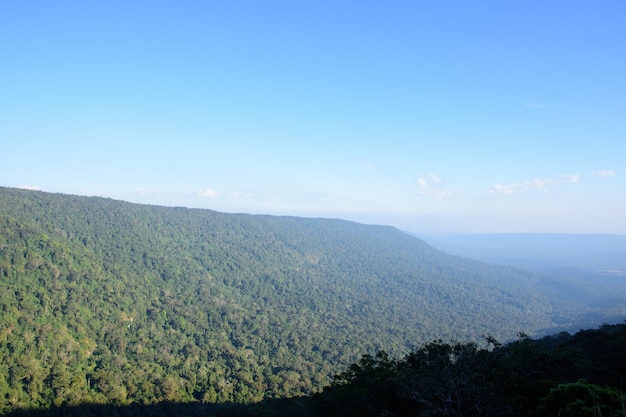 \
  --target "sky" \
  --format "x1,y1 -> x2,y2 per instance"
1,1 -> 625,234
